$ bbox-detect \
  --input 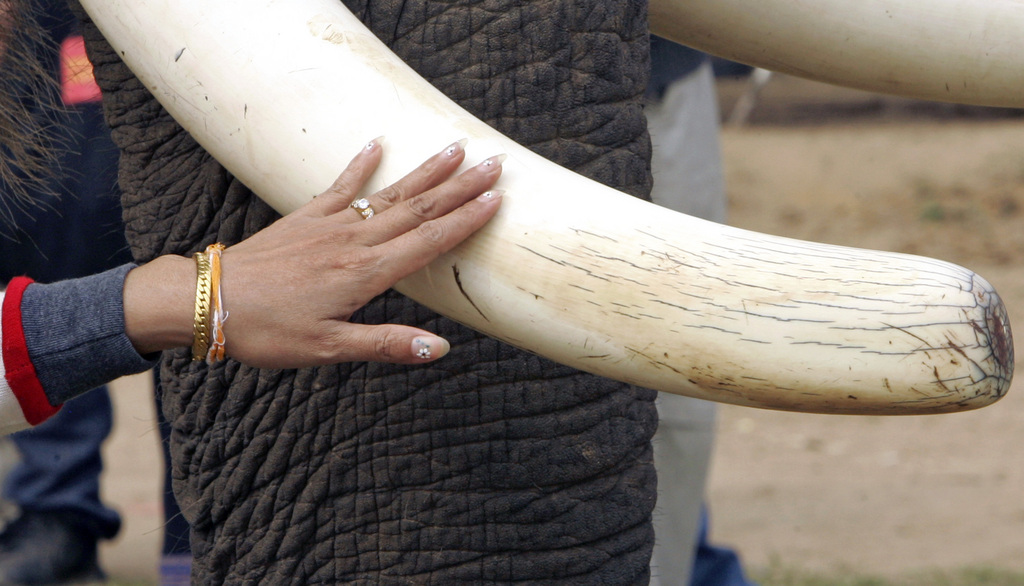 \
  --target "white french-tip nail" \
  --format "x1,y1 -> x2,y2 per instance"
365,136 -> 385,151
478,189 -> 504,201
479,153 -> 507,169
444,138 -> 469,157
412,336 -> 450,361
